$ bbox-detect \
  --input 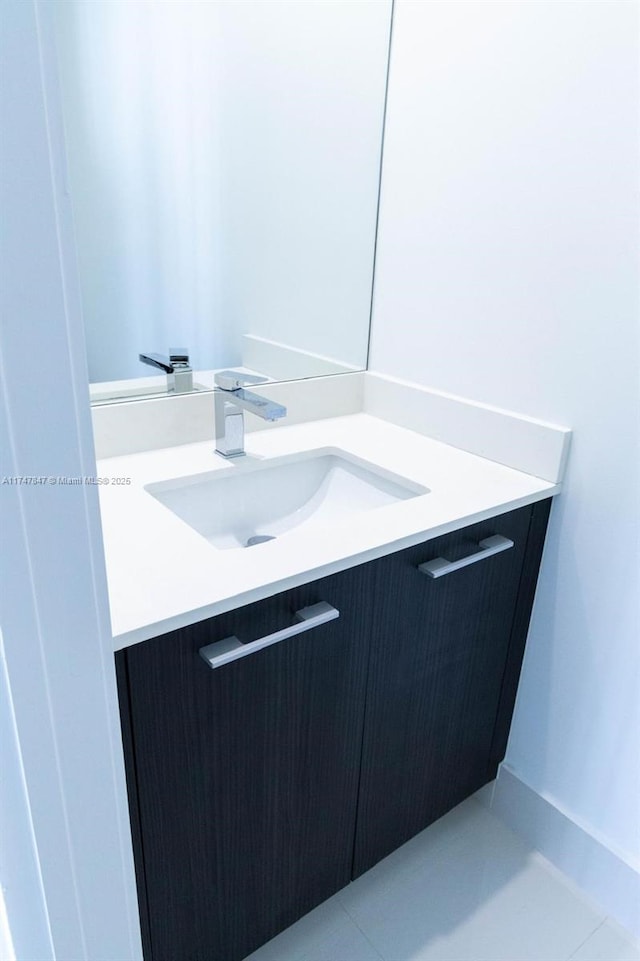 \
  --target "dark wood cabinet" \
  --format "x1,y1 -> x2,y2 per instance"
117,568 -> 373,961
116,500 -> 551,961
352,502 -> 549,876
